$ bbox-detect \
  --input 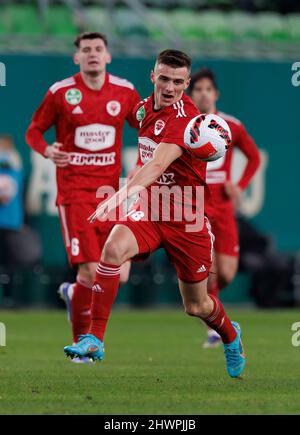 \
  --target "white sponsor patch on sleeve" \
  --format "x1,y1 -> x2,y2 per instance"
138,137 -> 159,164
75,124 -> 116,151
